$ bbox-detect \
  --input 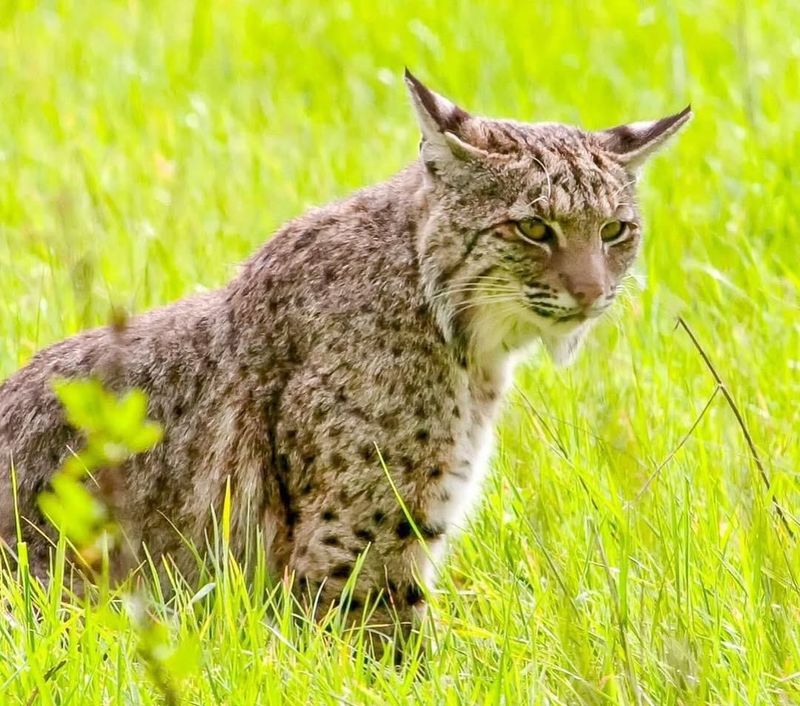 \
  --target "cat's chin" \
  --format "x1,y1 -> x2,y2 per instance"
540,324 -> 591,366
